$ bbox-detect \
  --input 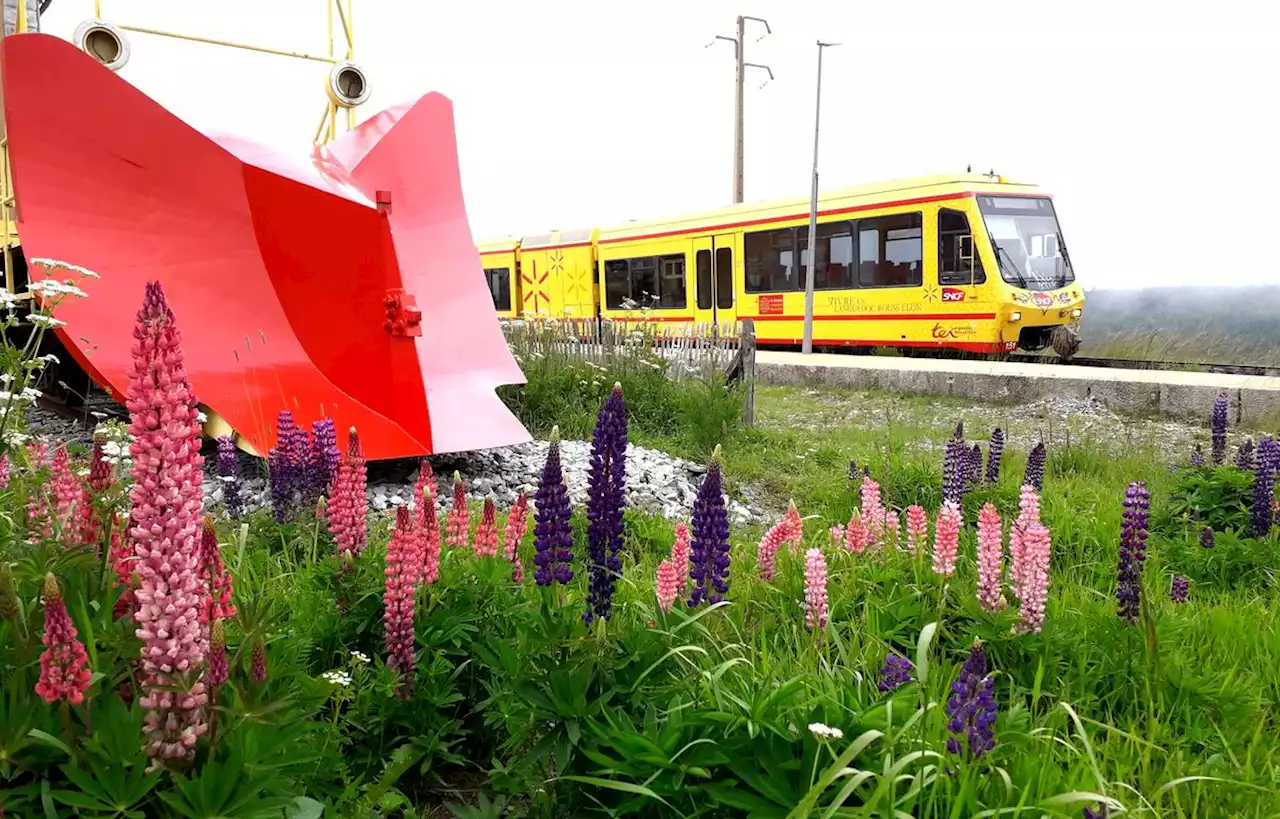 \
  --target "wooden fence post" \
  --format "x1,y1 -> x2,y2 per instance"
741,318 -> 756,427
